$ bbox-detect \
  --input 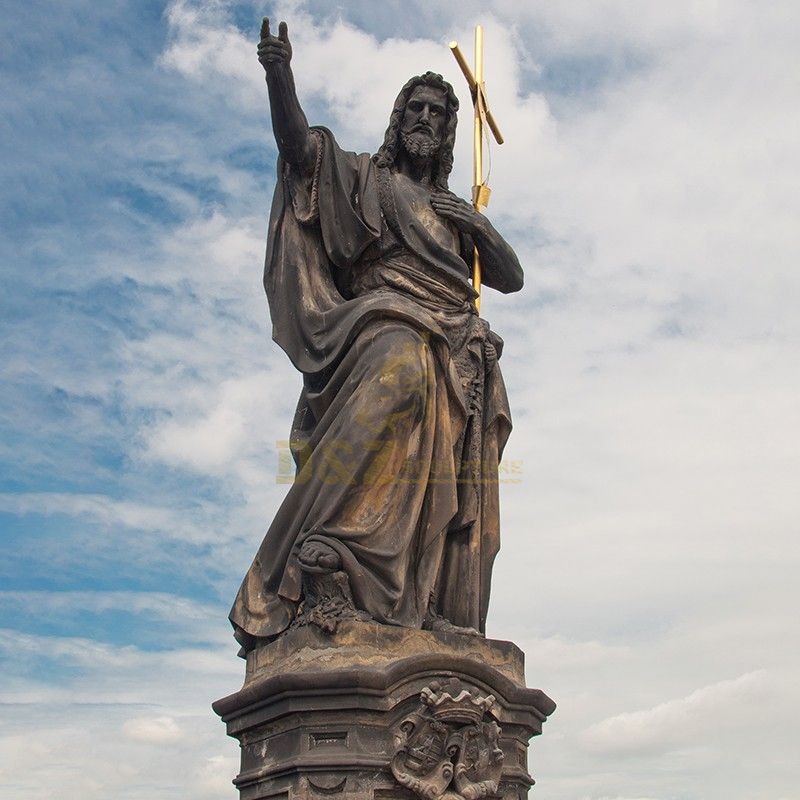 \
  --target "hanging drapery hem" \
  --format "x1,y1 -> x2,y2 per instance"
230,129 -> 511,649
